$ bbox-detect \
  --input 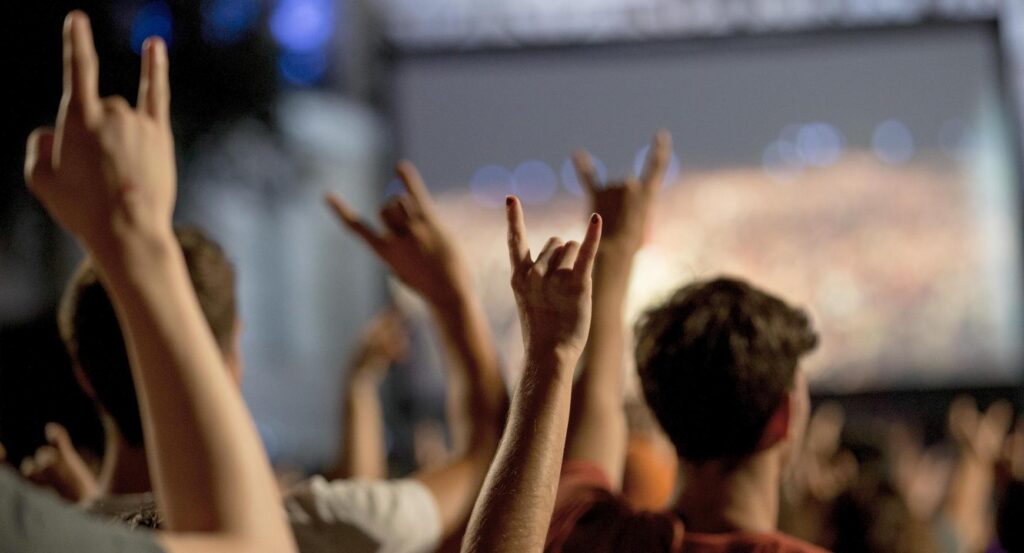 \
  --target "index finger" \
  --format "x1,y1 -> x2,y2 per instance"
325,193 -> 386,254
573,213 -> 602,281
640,130 -> 672,192
395,161 -> 434,211
572,149 -> 599,195
506,196 -> 530,270
63,11 -> 101,118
